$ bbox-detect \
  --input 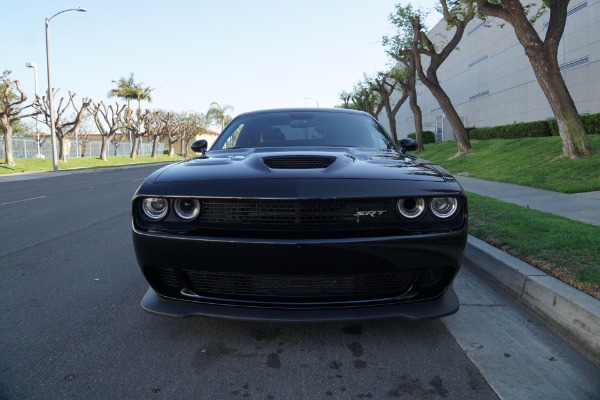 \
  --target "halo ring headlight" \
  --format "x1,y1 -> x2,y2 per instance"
141,197 -> 169,220
430,197 -> 459,219
173,198 -> 201,221
397,198 -> 426,219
